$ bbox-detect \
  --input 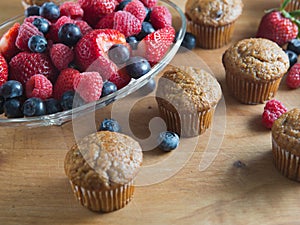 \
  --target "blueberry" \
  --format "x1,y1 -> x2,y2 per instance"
0,80 -> 23,99
0,96 -> 5,114
25,5 -> 40,17
285,50 -> 298,67
116,0 -> 132,10
44,98 -> 62,114
101,81 -> 117,97
124,56 -> 151,79
22,97 -> 46,117
60,91 -> 75,110
136,22 -> 155,41
287,39 -> 300,55
4,98 -> 23,118
39,2 -> 60,21
32,17 -> 50,34
157,131 -> 180,152
144,7 -> 152,22
99,118 -> 121,132
108,44 -> 130,65
180,32 -> 196,50
28,35 -> 47,53
58,23 -> 82,47
126,36 -> 138,50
